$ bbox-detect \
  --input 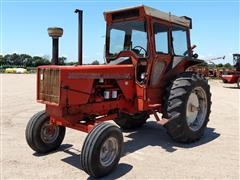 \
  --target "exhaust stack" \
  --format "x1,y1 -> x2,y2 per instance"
47,27 -> 63,65
75,9 -> 83,65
